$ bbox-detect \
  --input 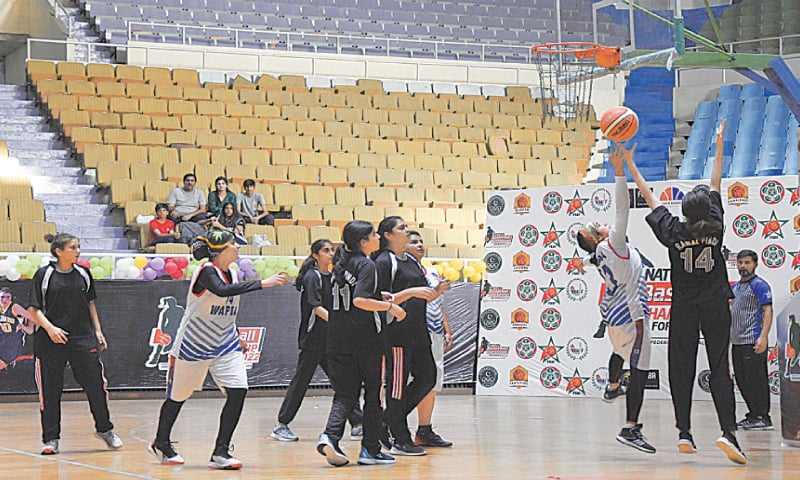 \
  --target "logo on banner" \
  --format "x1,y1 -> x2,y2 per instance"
566,368 -> 590,395
484,252 -> 503,273
145,296 -> 185,370
645,370 -> 660,390
541,279 -> 564,305
566,278 -> 589,302
517,224 -> 539,247
789,186 -> 799,206
478,337 -> 510,359
511,308 -> 530,330
566,249 -> 585,275
732,214 -> 758,238
566,191 -> 588,217
480,280 -> 511,302
791,276 -> 800,294
591,367 -> 609,391
566,337 -> 589,361
540,308 -> 562,331
478,366 -> 499,388
479,308 -> 501,330
759,180 -> 785,204
659,186 -> 685,204
542,222 -> 565,248
484,227 -> 513,248
794,213 -> 800,235
542,191 -> 563,214
513,251 -> 531,273
239,327 -> 267,365
509,365 -> 529,389
790,250 -> 800,270
769,344 -> 779,365
513,193 -> 532,215
698,369 -> 712,393
516,337 -> 537,359
541,250 -> 562,273
516,279 -> 538,301
540,366 -> 562,389
769,370 -> 781,395
761,244 -> 786,269
486,195 -> 506,216
727,182 -> 749,206
591,188 -> 612,212
540,336 -> 564,363
759,211 -> 788,239
565,222 -> 583,246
